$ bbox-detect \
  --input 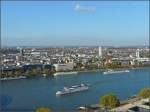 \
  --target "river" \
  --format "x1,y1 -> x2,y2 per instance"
1,68 -> 150,112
